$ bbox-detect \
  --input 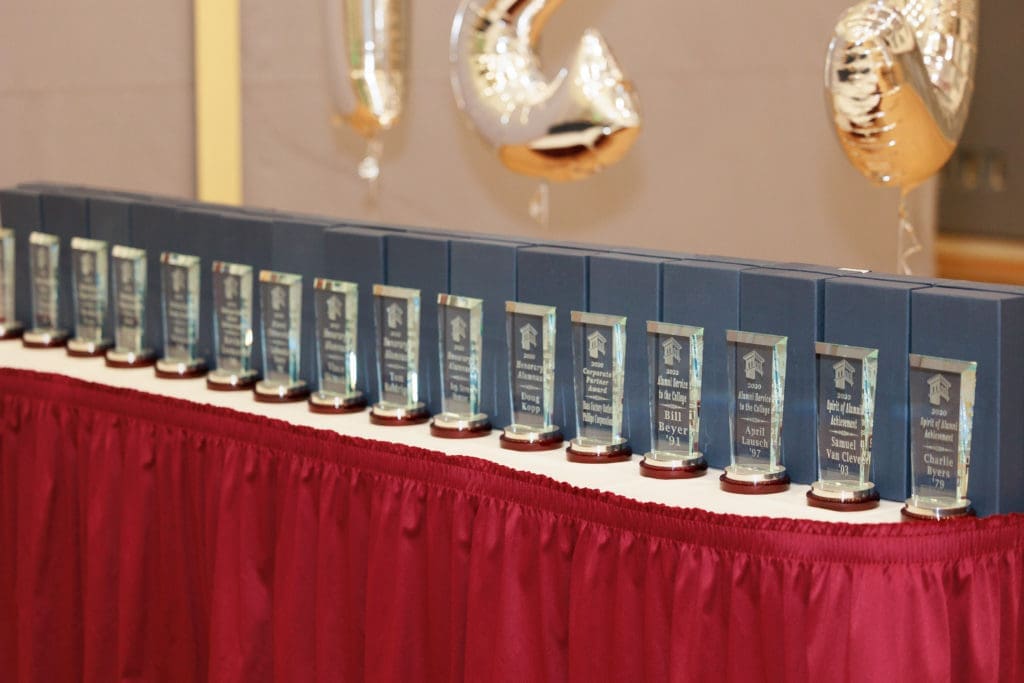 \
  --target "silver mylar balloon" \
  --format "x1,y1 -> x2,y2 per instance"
450,0 -> 642,183
825,0 -> 978,273
324,0 -> 409,183
825,0 -> 978,191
